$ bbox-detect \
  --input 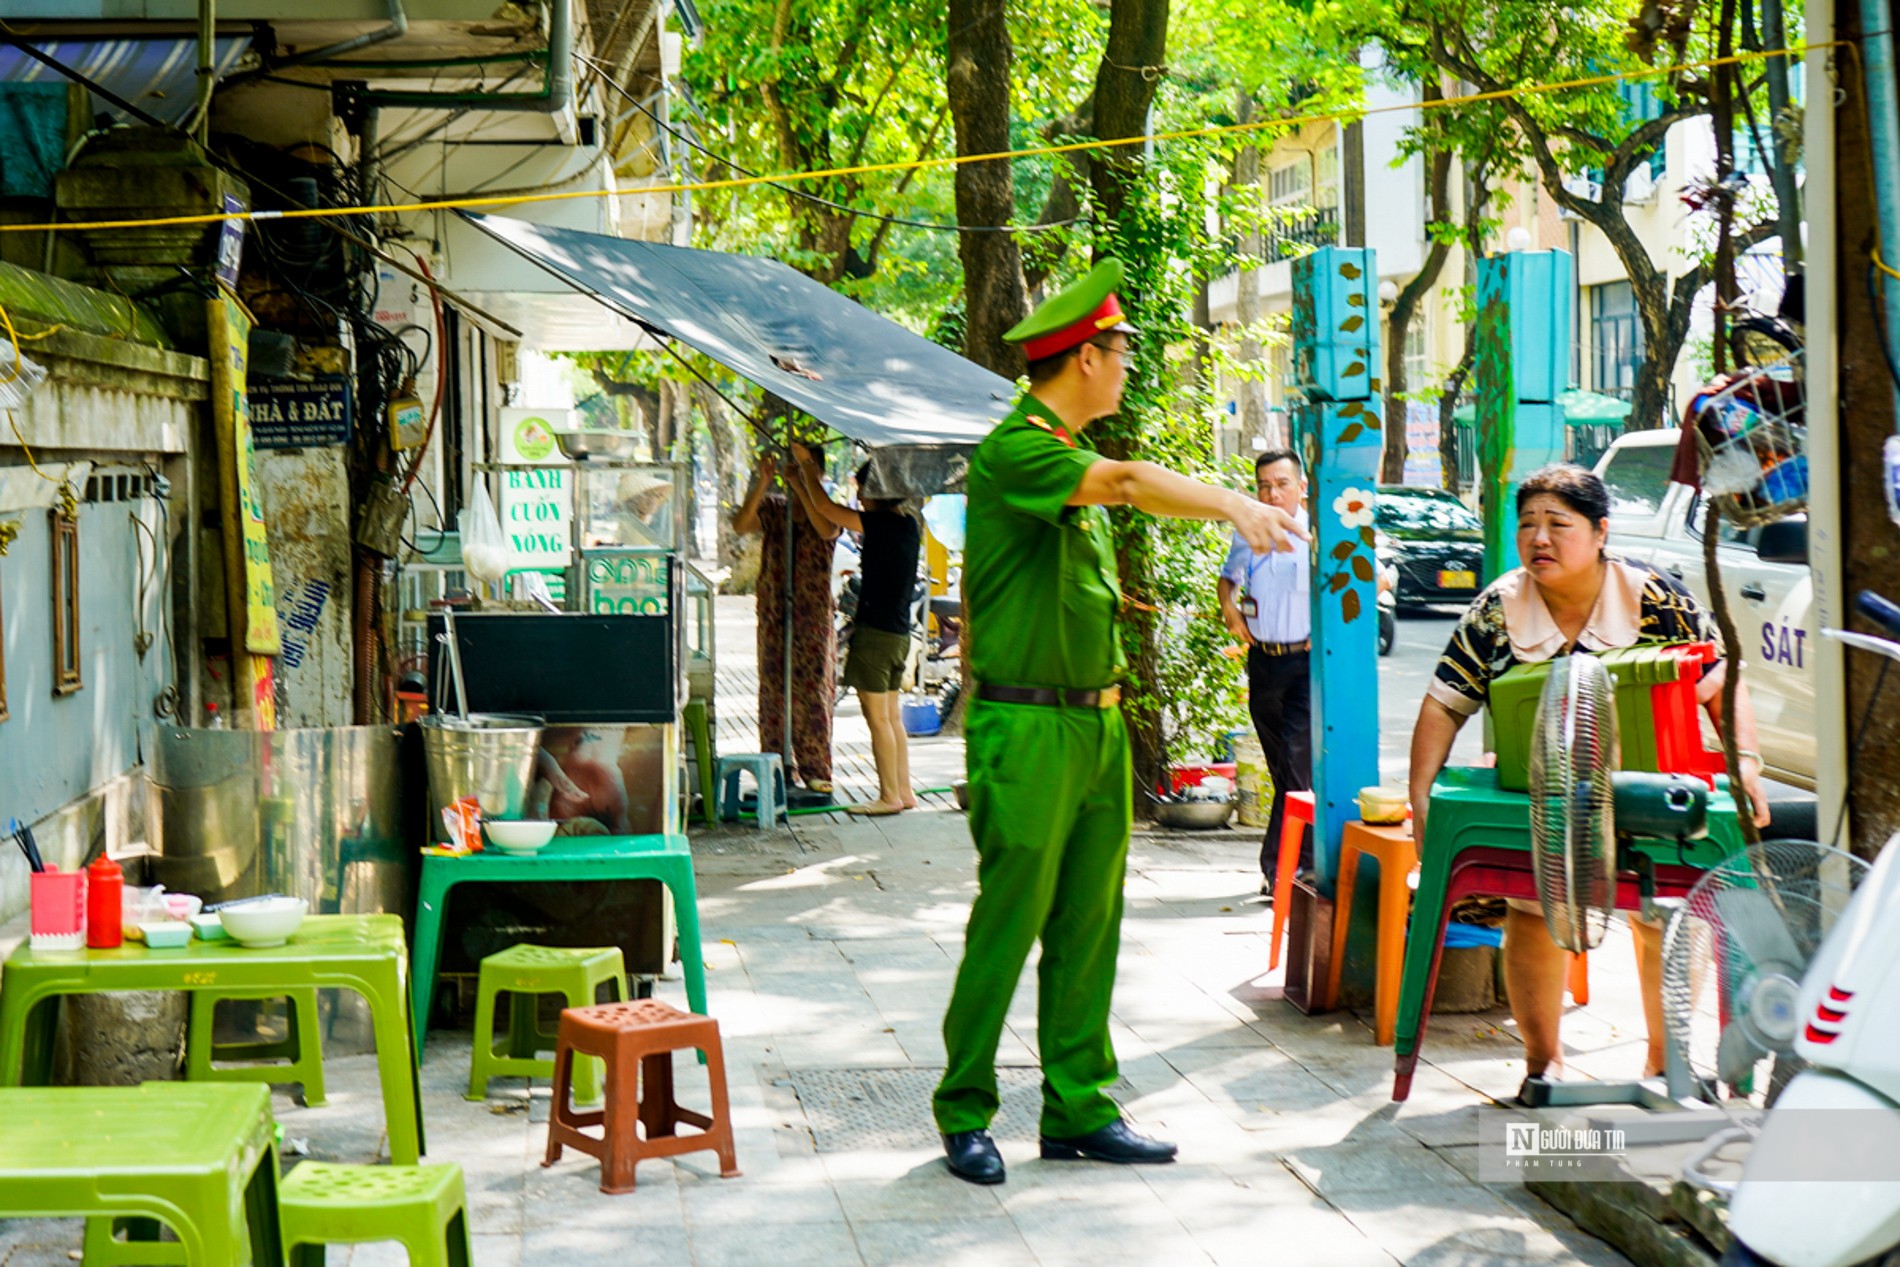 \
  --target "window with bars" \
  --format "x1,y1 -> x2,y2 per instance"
1268,159 -> 1311,206
1590,281 -> 1644,399
51,510 -> 80,696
